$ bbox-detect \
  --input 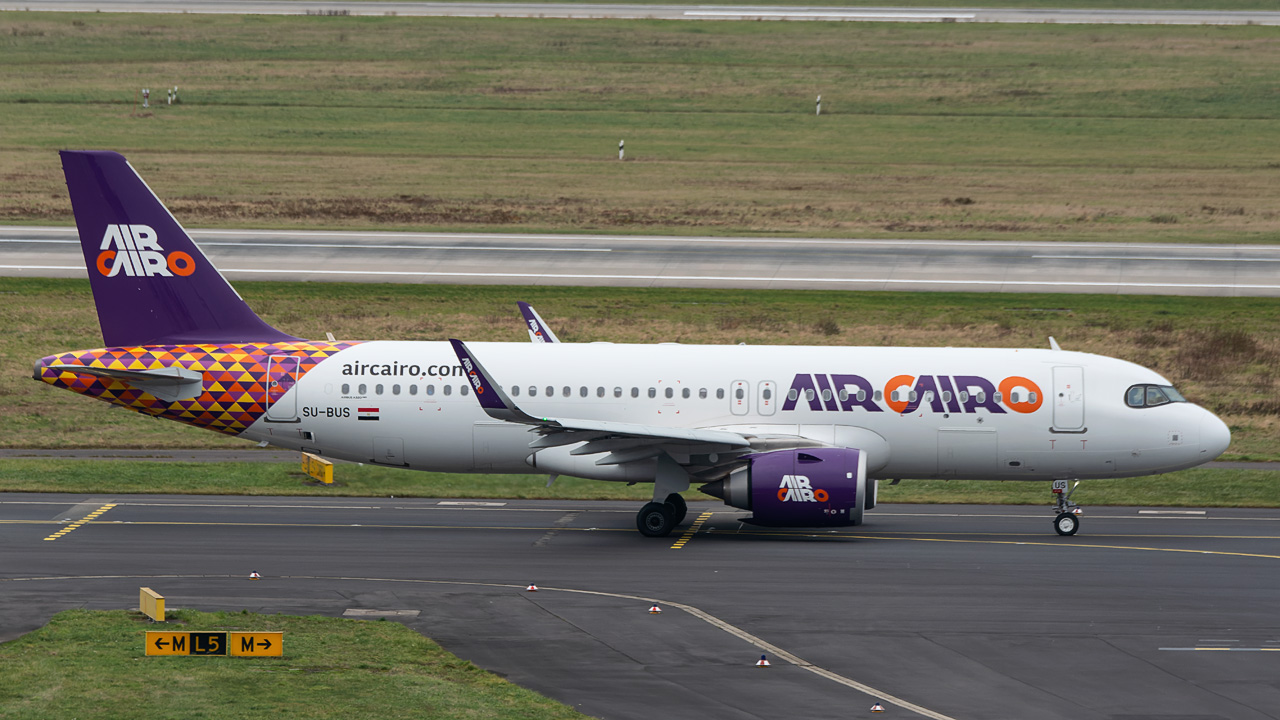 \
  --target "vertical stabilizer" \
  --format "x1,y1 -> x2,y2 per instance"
60,150 -> 298,347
